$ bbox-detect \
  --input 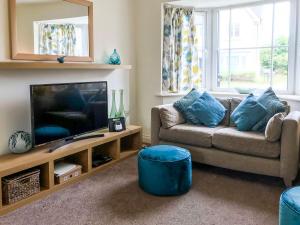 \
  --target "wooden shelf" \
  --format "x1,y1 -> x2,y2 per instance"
0,125 -> 142,215
0,61 -> 132,70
